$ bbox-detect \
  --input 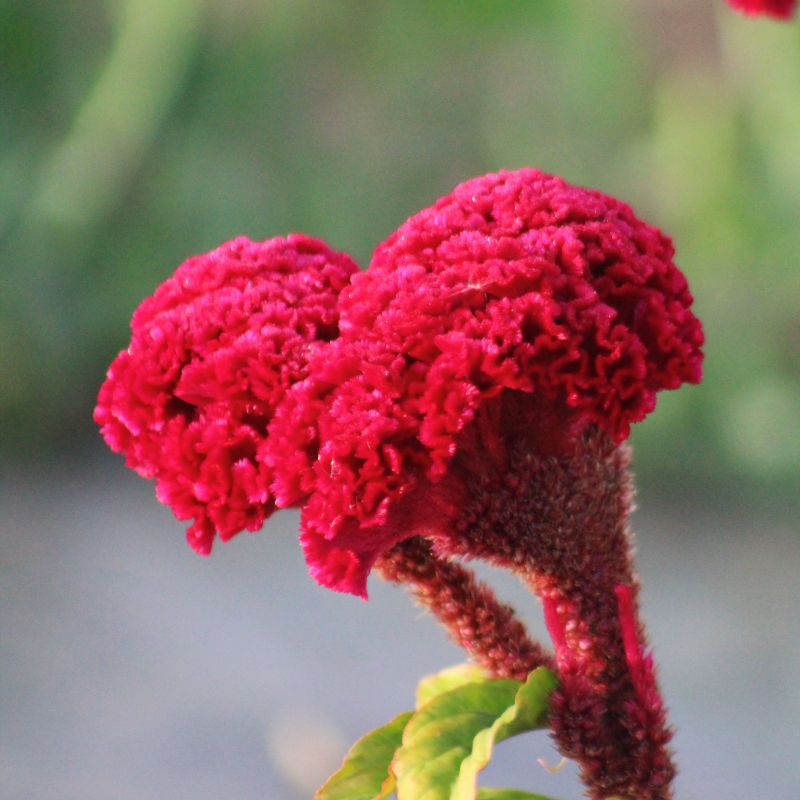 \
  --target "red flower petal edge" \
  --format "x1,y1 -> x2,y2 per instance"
94,234 -> 357,554
727,0 -> 797,18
